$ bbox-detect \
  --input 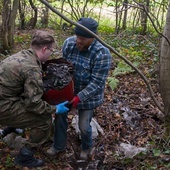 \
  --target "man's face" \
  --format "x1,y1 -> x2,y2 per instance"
76,35 -> 94,51
40,45 -> 55,62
